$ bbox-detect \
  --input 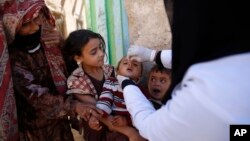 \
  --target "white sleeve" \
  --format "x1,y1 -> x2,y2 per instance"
161,50 -> 172,69
123,75 -> 228,141
123,54 -> 250,141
